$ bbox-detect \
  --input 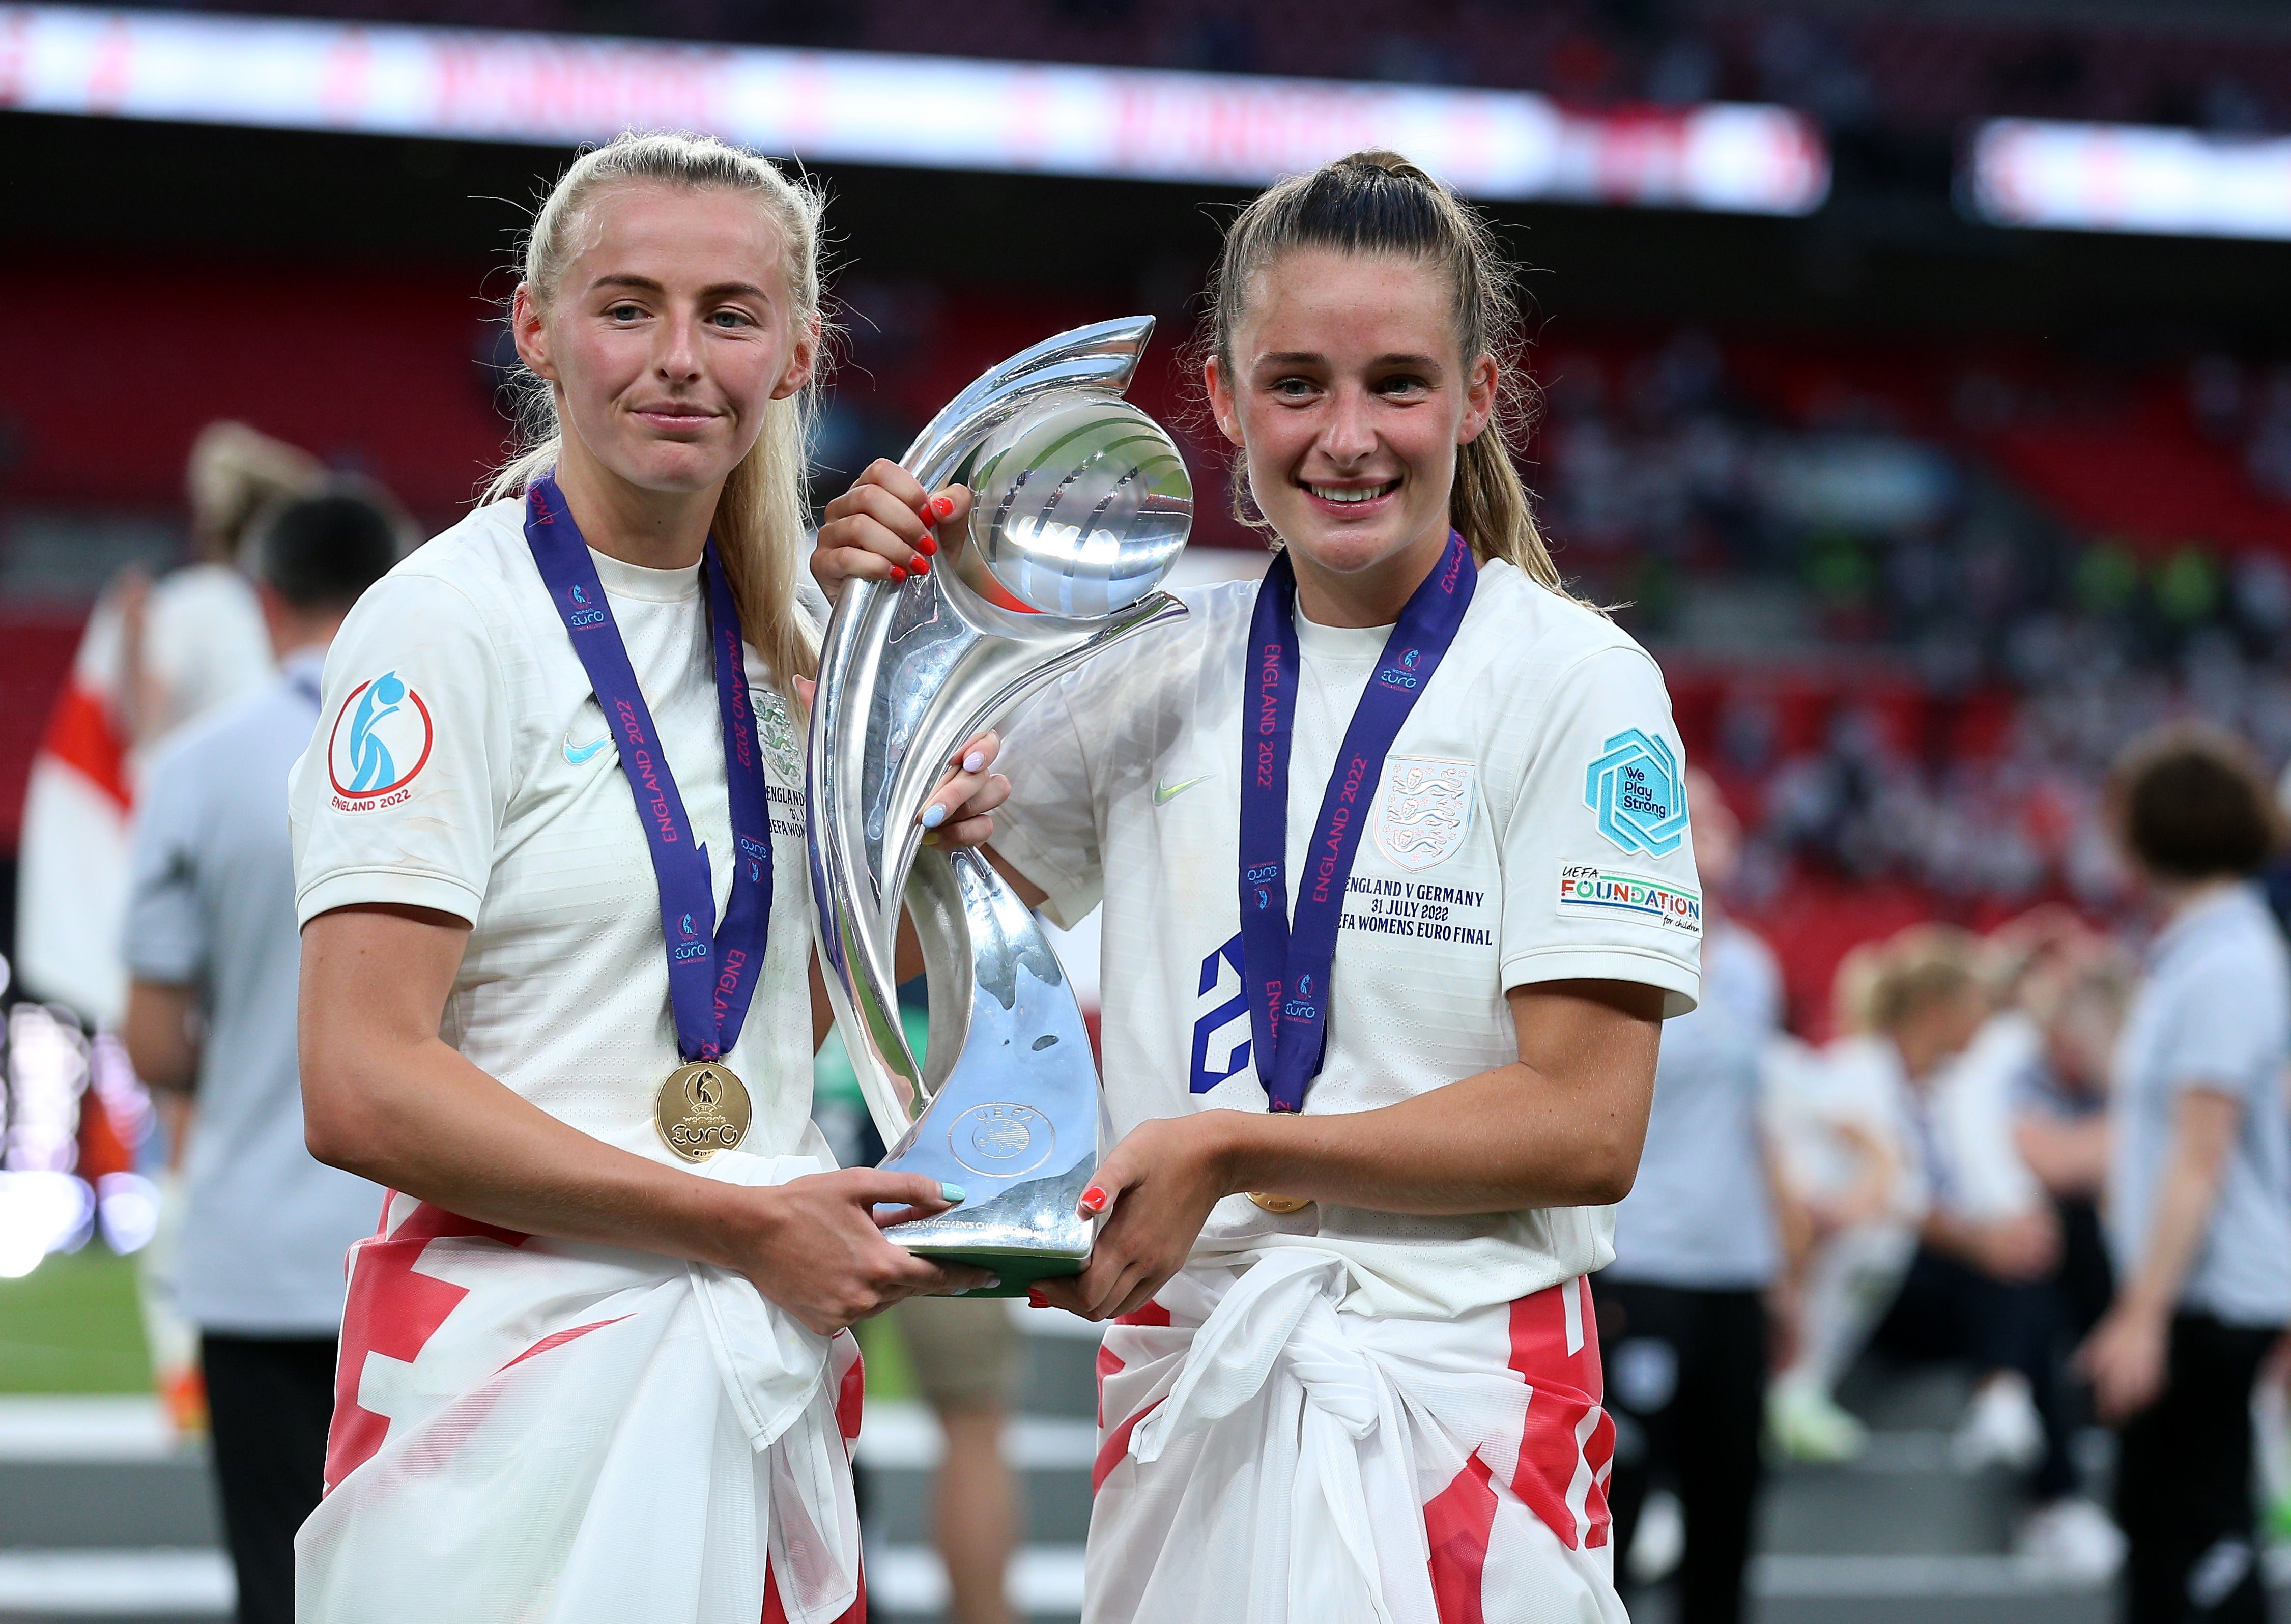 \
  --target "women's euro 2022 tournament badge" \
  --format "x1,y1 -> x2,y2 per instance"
327,671 -> 435,812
